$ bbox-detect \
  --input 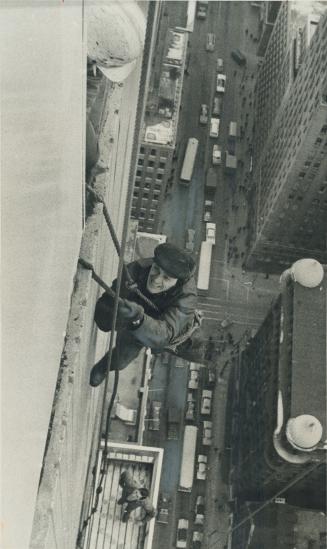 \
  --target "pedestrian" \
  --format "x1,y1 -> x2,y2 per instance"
90,243 -> 206,386
122,496 -> 156,523
118,471 -> 149,506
